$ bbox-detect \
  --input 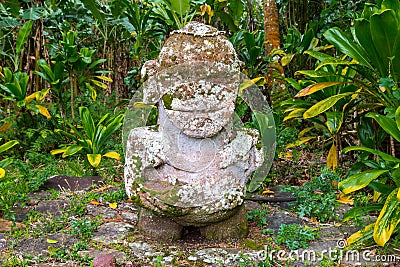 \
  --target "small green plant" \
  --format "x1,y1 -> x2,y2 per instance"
283,167 -> 341,222
69,218 -> 99,239
247,209 -> 268,227
276,223 -> 318,250
51,106 -> 124,171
